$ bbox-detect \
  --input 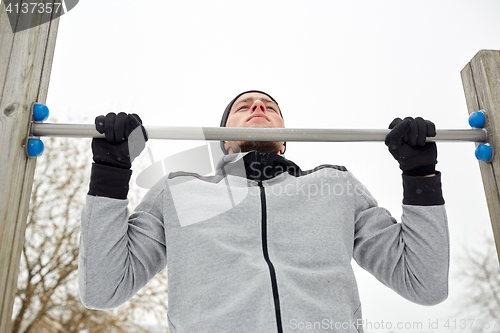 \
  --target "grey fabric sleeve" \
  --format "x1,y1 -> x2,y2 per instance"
352,174 -> 449,305
79,180 -> 167,309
